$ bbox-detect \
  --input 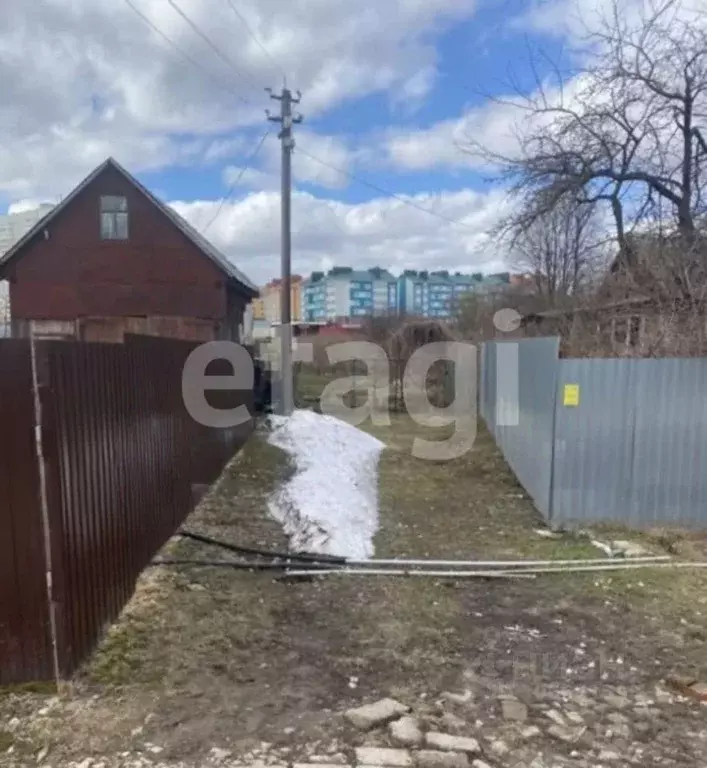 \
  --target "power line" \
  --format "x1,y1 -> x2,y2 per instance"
296,146 -> 475,229
122,0 -> 247,101
203,130 -> 271,233
167,0 -> 262,97
224,0 -> 287,83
